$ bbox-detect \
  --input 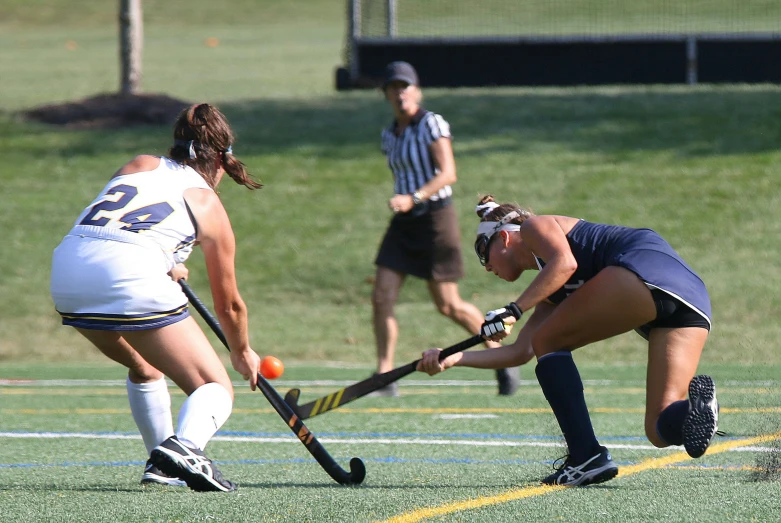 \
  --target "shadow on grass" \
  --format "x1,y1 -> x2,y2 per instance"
750,443 -> 781,482
0,484 -> 149,493
9,86 -> 781,161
